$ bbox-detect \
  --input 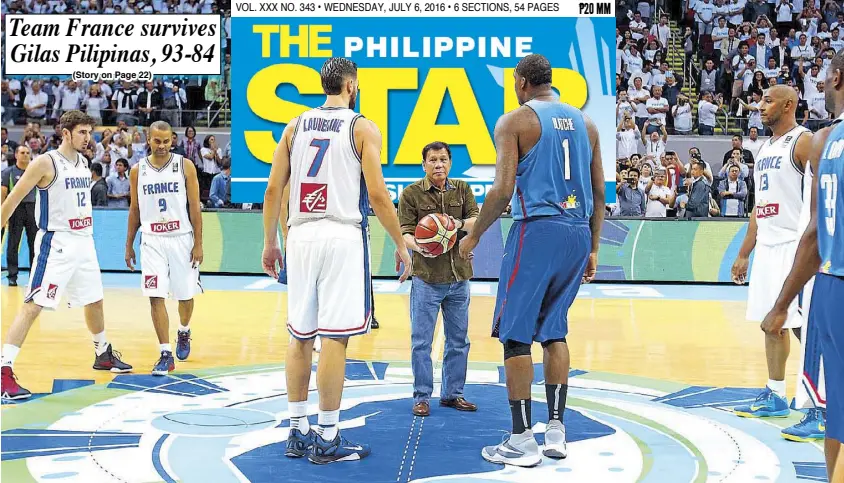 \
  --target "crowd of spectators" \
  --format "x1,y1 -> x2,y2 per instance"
0,0 -> 237,208
615,0 -> 839,219
1,122 -> 236,209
